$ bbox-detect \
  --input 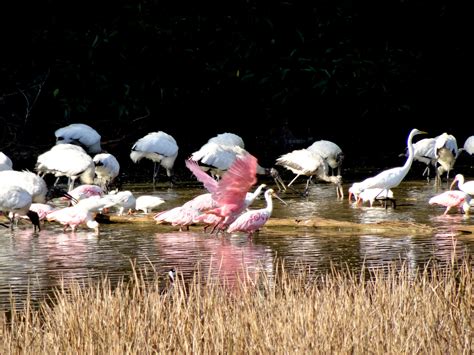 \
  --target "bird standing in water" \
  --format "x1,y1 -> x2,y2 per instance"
226,188 -> 277,238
